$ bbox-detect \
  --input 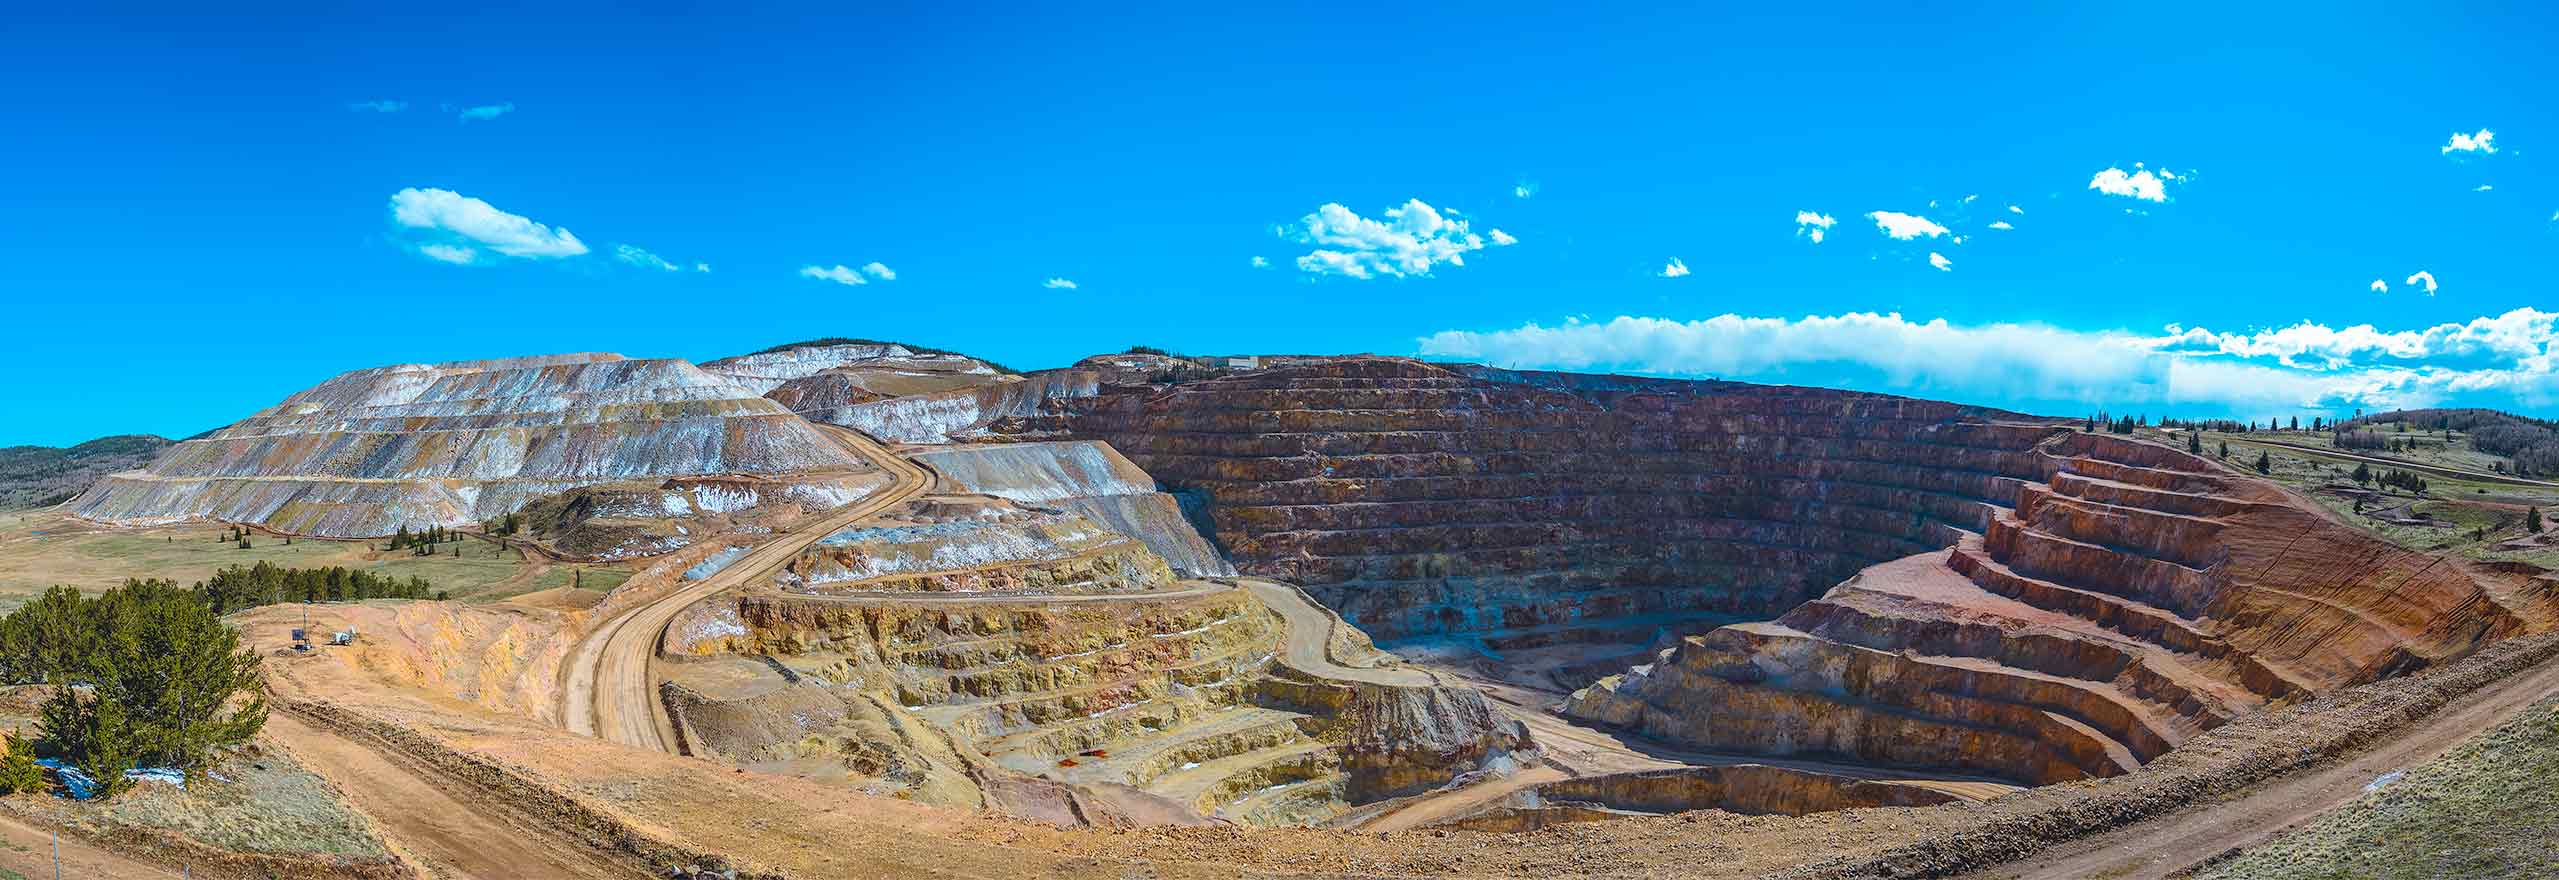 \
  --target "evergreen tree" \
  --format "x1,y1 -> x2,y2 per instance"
2352,462 -> 2372,484
2253,451 -> 2272,474
0,733 -> 44,794
2188,431 -> 2202,454
2218,441 -> 2230,459
2530,507 -> 2544,534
